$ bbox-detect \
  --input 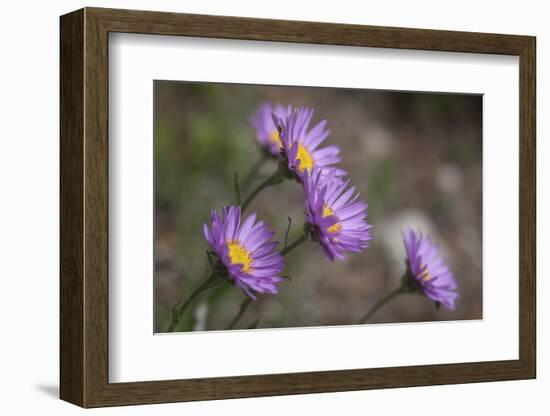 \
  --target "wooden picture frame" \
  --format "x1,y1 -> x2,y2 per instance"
60,7 -> 536,408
